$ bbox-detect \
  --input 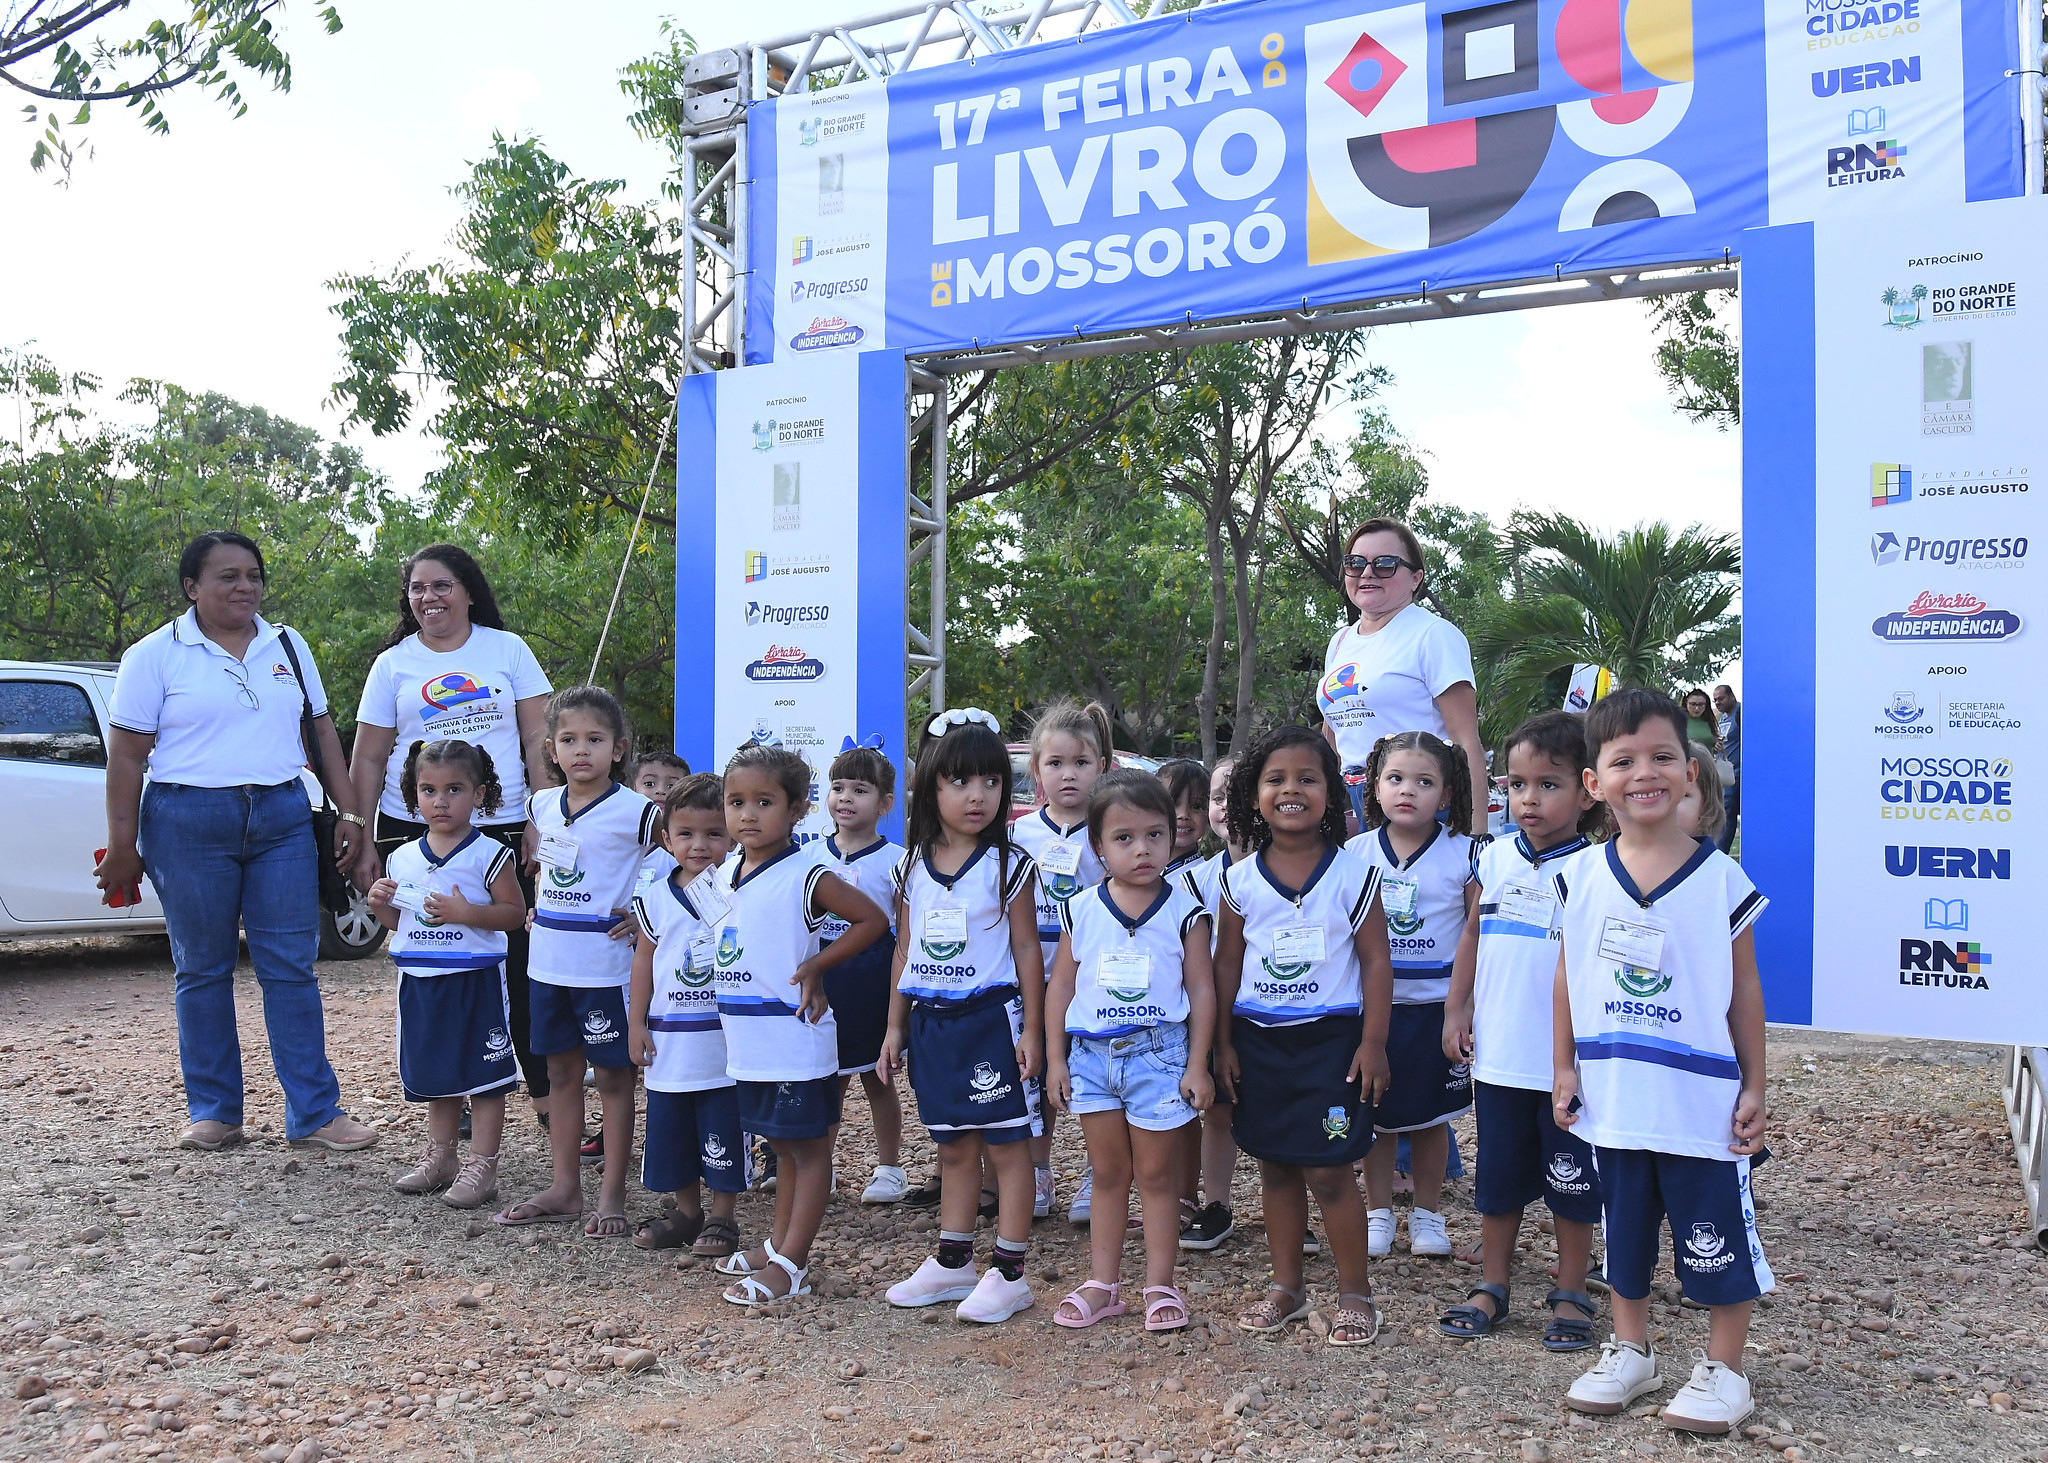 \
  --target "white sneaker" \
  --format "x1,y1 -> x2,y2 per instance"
1067,1168 -> 1094,1225
862,1164 -> 909,1204
885,1256 -> 979,1308
956,1266 -> 1034,1323
1408,1207 -> 1452,1257
1034,1166 -> 1056,1220
1566,1338 -> 1662,1415
1367,1207 -> 1395,1258
1662,1356 -> 1755,1434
